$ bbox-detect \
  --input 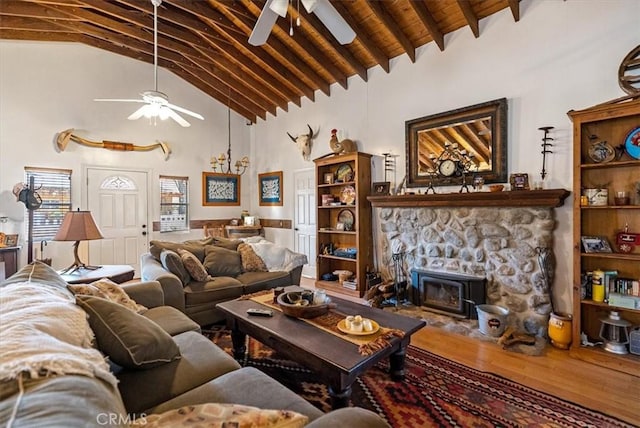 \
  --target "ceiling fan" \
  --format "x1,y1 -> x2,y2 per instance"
95,0 -> 203,127
249,0 -> 356,46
